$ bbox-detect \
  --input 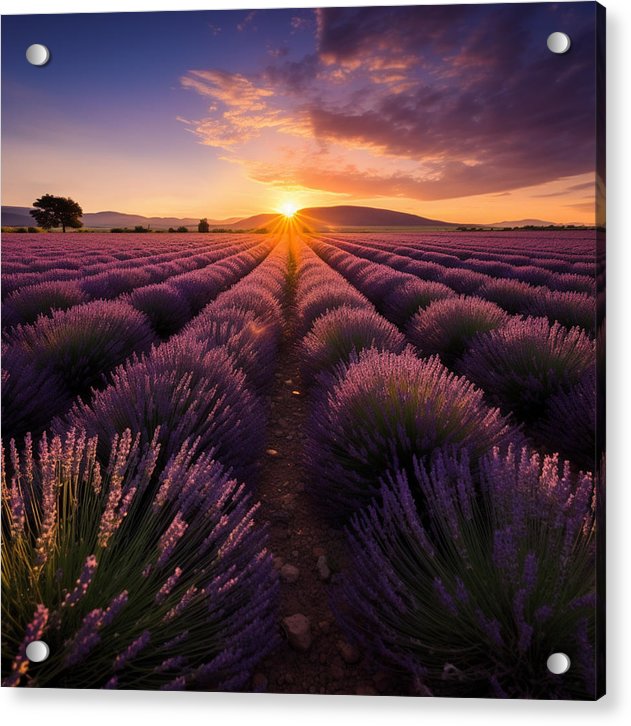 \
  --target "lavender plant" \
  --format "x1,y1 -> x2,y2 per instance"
460,317 -> 594,425
477,278 -> 540,315
185,304 -> 279,391
81,268 -> 154,299
535,366 -> 596,472
381,278 -> 456,327
301,306 -> 407,382
439,268 -> 490,295
168,268 -> 229,313
1,344 -> 68,441
526,290 -> 596,335
407,296 -> 510,365
550,273 -> 595,295
297,284 -> 372,335
307,349 -> 513,521
4,300 -> 155,401
216,284 -> 284,333
129,283 -> 192,338
59,336 -> 265,479
1,428 -> 279,689
335,445 -> 596,699
2,280 -> 88,329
